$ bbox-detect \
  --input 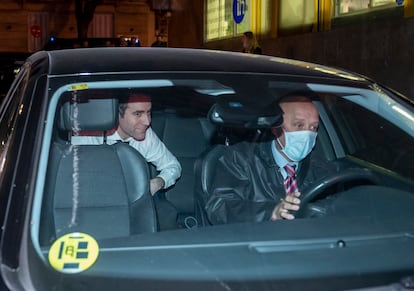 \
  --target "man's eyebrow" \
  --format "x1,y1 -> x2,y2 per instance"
292,118 -> 319,126
292,117 -> 306,122
130,109 -> 151,115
